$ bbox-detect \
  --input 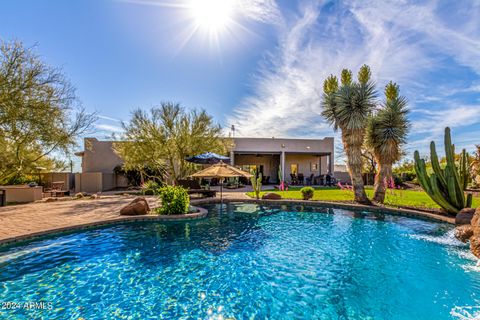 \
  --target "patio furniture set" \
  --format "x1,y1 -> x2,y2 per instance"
289,173 -> 337,186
